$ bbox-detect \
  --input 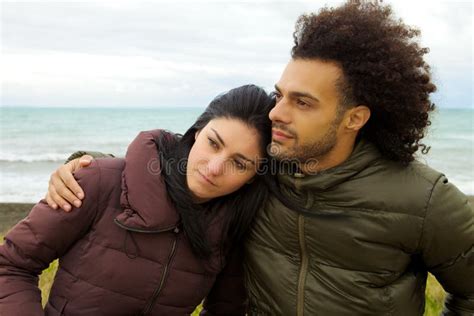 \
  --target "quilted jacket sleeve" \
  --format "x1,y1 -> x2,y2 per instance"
200,245 -> 247,316
0,161 -> 101,315
419,175 -> 474,315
